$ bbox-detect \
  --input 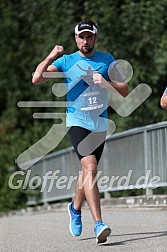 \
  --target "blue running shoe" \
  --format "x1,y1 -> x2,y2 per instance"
67,202 -> 82,236
94,221 -> 111,244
